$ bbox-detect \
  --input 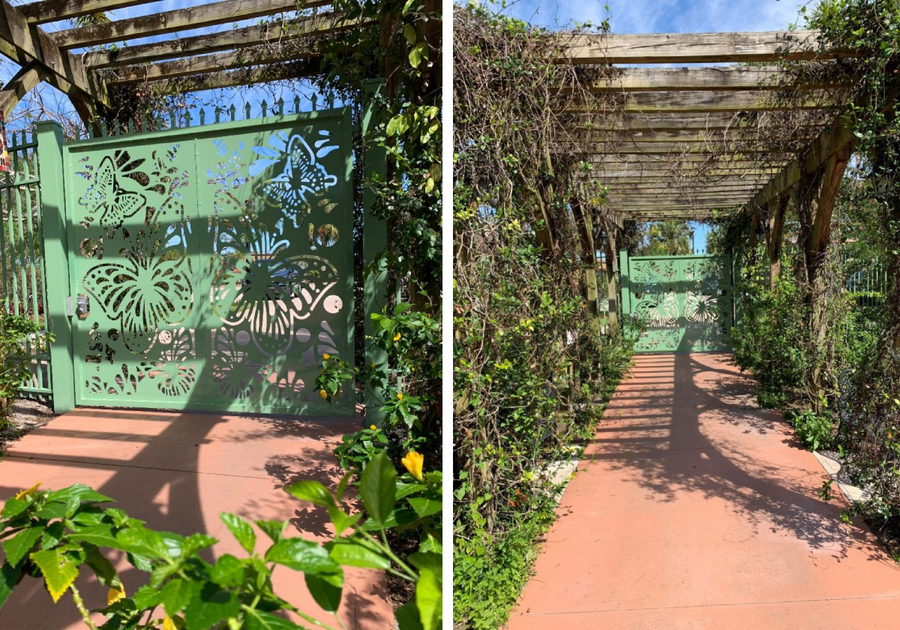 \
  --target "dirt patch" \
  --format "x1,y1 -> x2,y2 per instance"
0,398 -> 55,453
